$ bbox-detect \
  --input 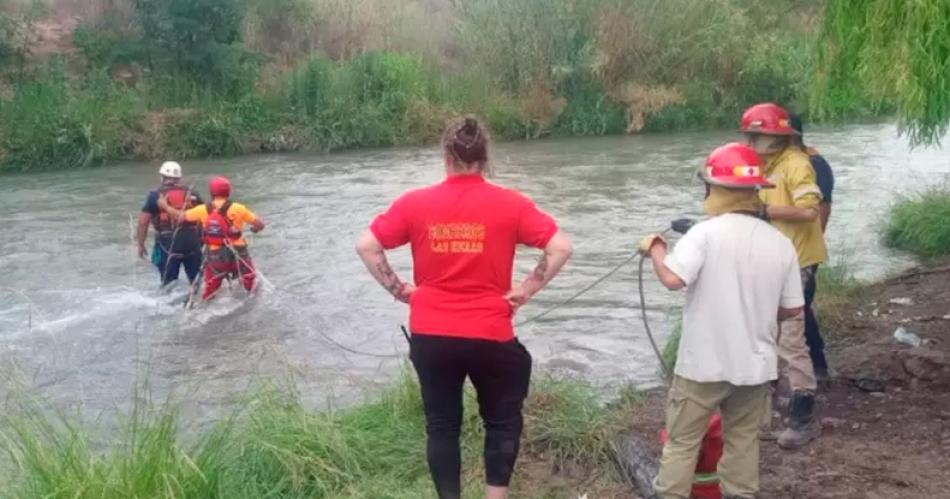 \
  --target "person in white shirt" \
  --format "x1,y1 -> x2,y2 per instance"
640,143 -> 805,499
